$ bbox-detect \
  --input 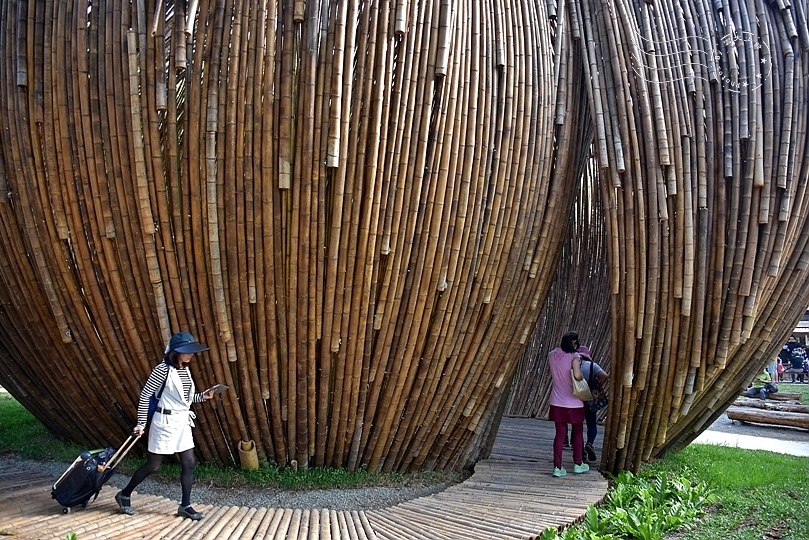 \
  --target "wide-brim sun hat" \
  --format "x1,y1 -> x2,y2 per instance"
167,331 -> 210,354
